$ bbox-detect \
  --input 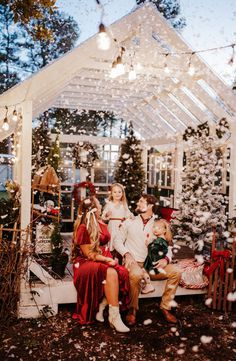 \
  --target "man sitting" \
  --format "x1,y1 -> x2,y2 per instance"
113,193 -> 181,325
